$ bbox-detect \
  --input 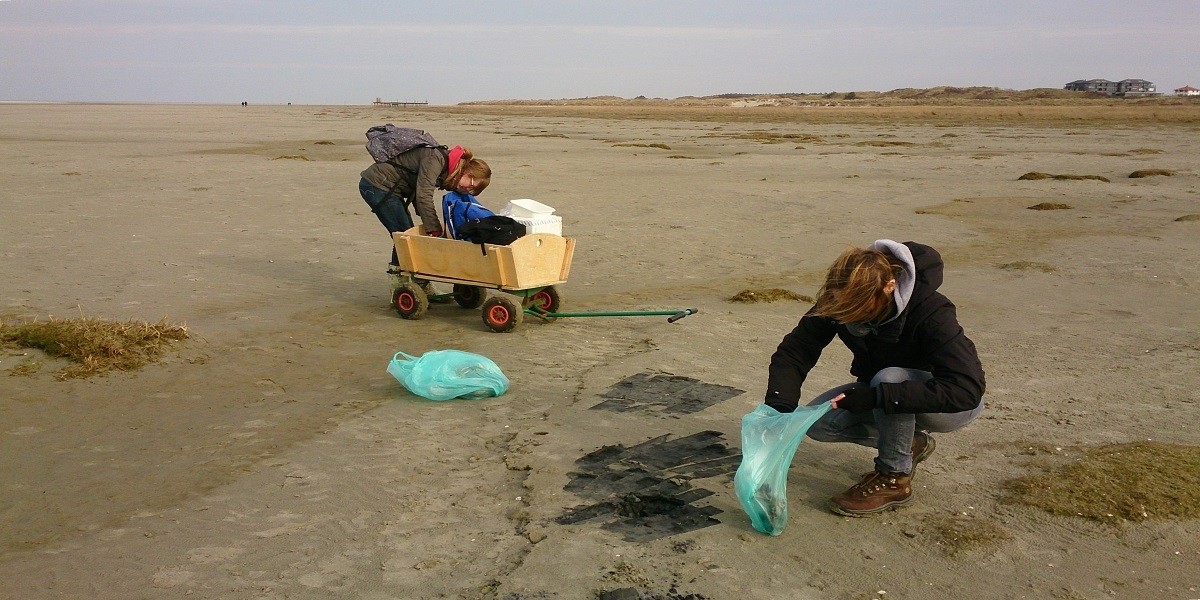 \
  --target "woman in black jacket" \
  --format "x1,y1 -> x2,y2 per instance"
764,240 -> 985,516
